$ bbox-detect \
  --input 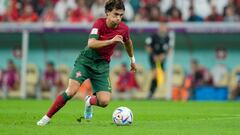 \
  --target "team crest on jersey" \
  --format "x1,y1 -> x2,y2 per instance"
90,28 -> 98,34
76,71 -> 82,78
